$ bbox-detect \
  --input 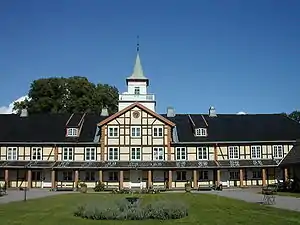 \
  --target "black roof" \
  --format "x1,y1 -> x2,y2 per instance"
280,143 -> 300,166
163,114 -> 300,143
0,112 -> 299,143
